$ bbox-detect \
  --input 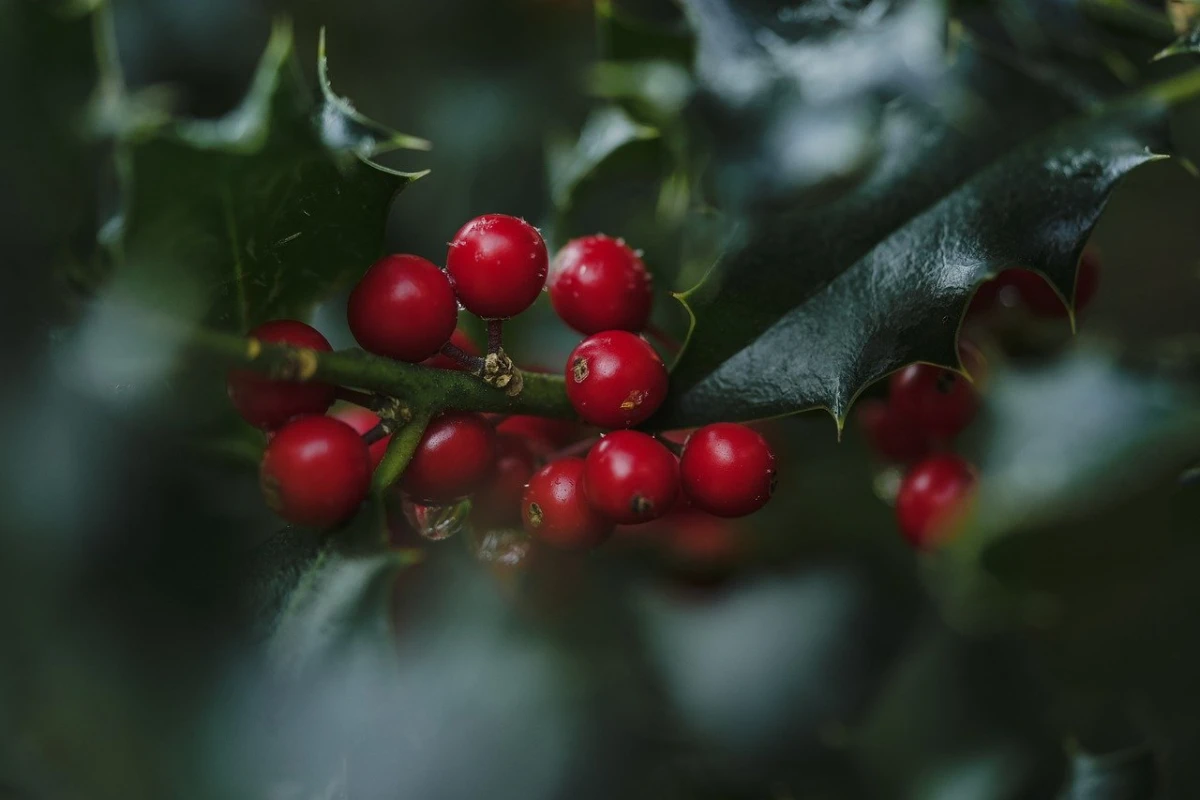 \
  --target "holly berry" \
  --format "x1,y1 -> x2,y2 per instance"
856,398 -> 932,463
331,405 -> 390,469
421,327 -> 480,371
446,214 -> 548,319
472,434 -> 539,528
584,431 -> 679,524
565,330 -> 668,428
227,320 -> 336,430
679,423 -> 776,518
896,454 -> 976,549
260,415 -> 371,528
548,234 -> 653,334
496,414 -> 583,456
889,362 -> 979,441
521,457 -> 613,549
401,411 -> 497,505
348,254 -> 458,362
